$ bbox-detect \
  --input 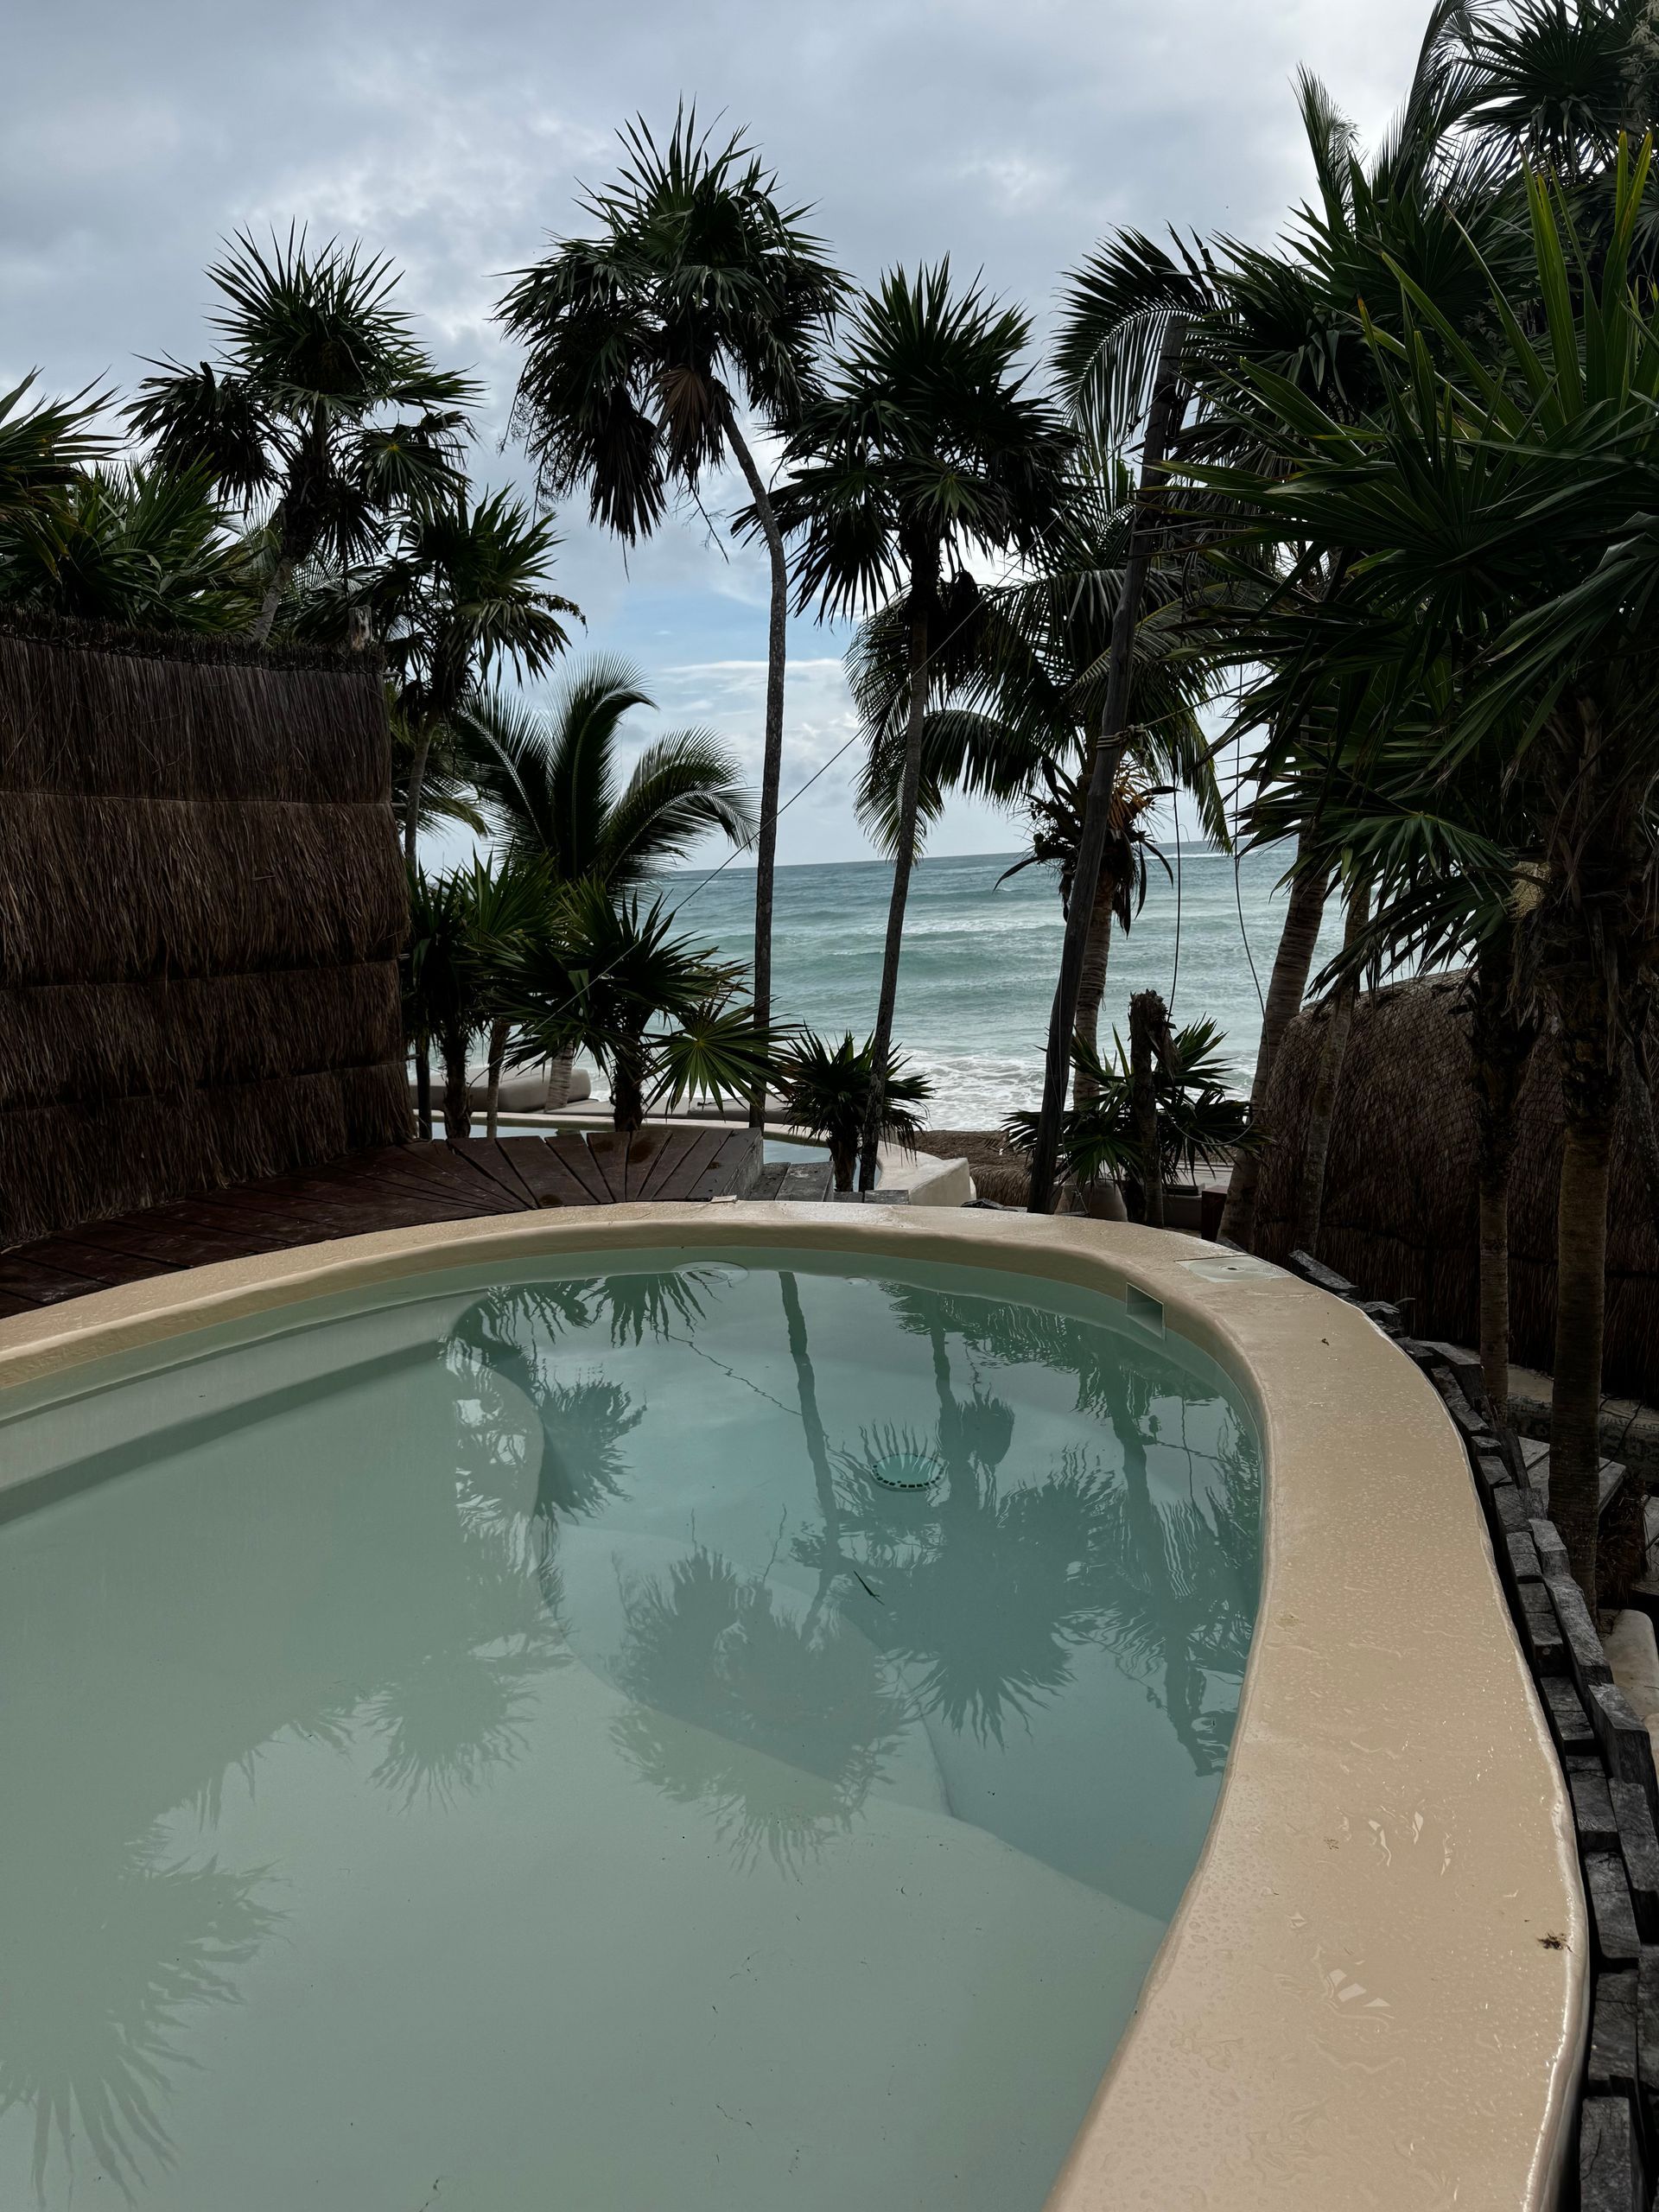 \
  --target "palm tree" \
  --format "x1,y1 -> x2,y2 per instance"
497,876 -> 772,1132
461,658 -> 757,1113
1006,1014 -> 1254,1209
1052,20 -> 1524,1237
0,372 -> 109,536
850,470 -> 1224,1093
300,489 -> 580,864
404,855 -> 547,1138
1187,145 -> 1659,1603
498,110 -> 847,1128
0,461 -> 253,629
776,1031 -> 932,1191
130,227 -> 477,644
462,657 -> 755,886
767,262 -> 1076,1187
